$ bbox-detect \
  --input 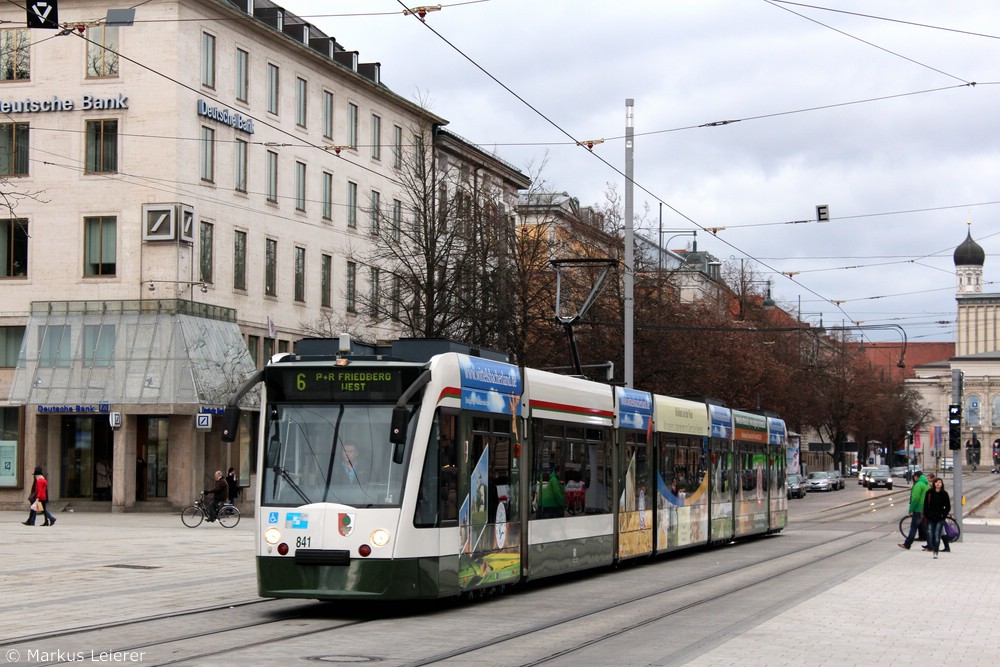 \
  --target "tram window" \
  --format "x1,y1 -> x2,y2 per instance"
414,410 -> 457,527
532,420 -> 612,518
